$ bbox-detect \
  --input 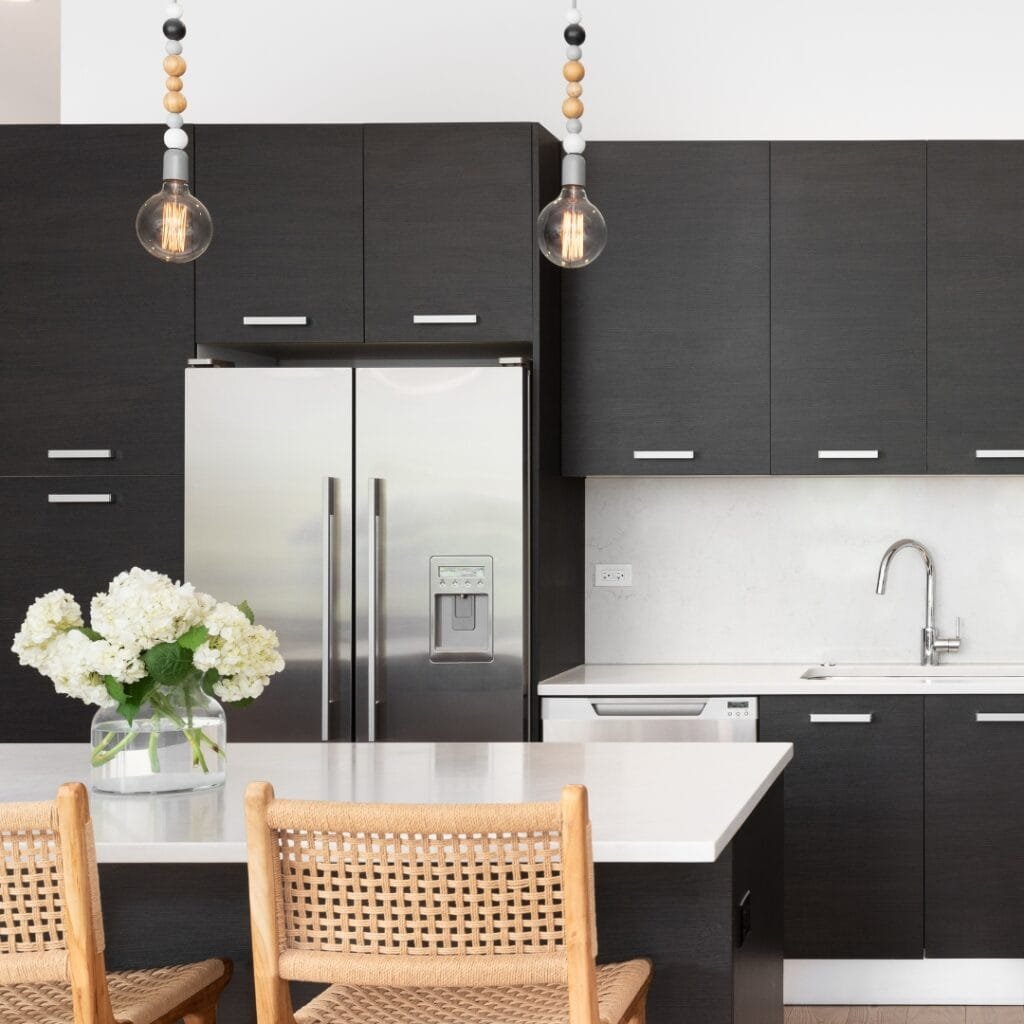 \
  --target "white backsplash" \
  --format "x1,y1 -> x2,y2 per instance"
586,476 -> 1024,664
